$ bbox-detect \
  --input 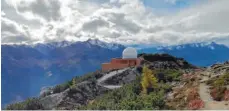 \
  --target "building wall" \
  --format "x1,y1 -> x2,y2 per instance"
102,58 -> 141,71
